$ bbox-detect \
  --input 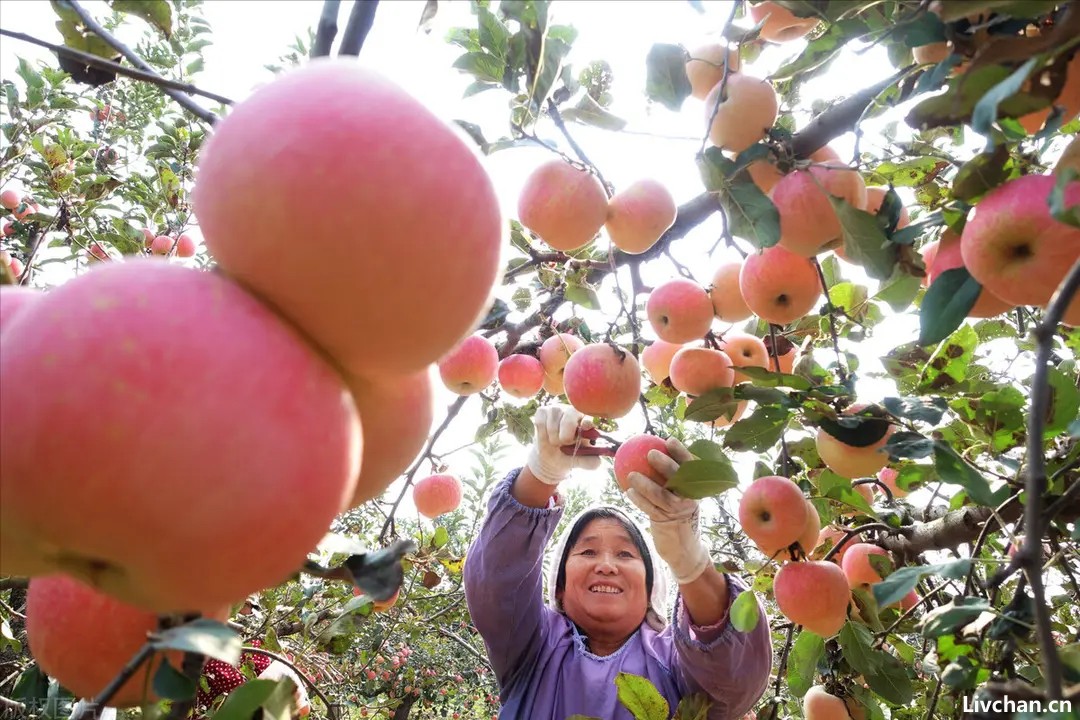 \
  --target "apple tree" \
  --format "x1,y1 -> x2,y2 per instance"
0,1 -> 1078,719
